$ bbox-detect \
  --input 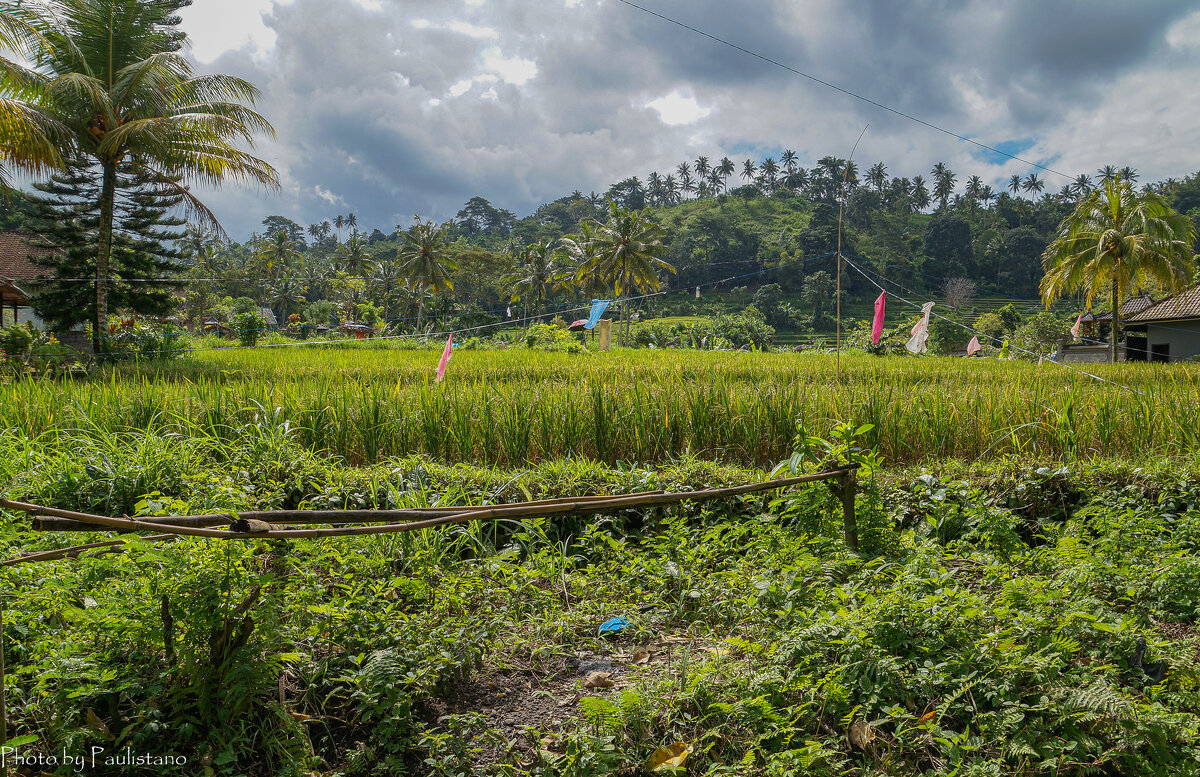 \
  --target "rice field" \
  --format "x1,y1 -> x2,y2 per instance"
3,346 -> 1199,466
